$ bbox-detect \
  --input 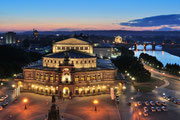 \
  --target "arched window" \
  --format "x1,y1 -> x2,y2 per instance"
36,73 -> 40,80
45,74 -> 48,81
75,76 -> 79,82
41,74 -> 44,80
92,75 -> 96,80
50,75 -> 54,82
56,75 -> 59,82
81,75 -> 85,81
98,74 -> 102,80
87,75 -> 90,81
